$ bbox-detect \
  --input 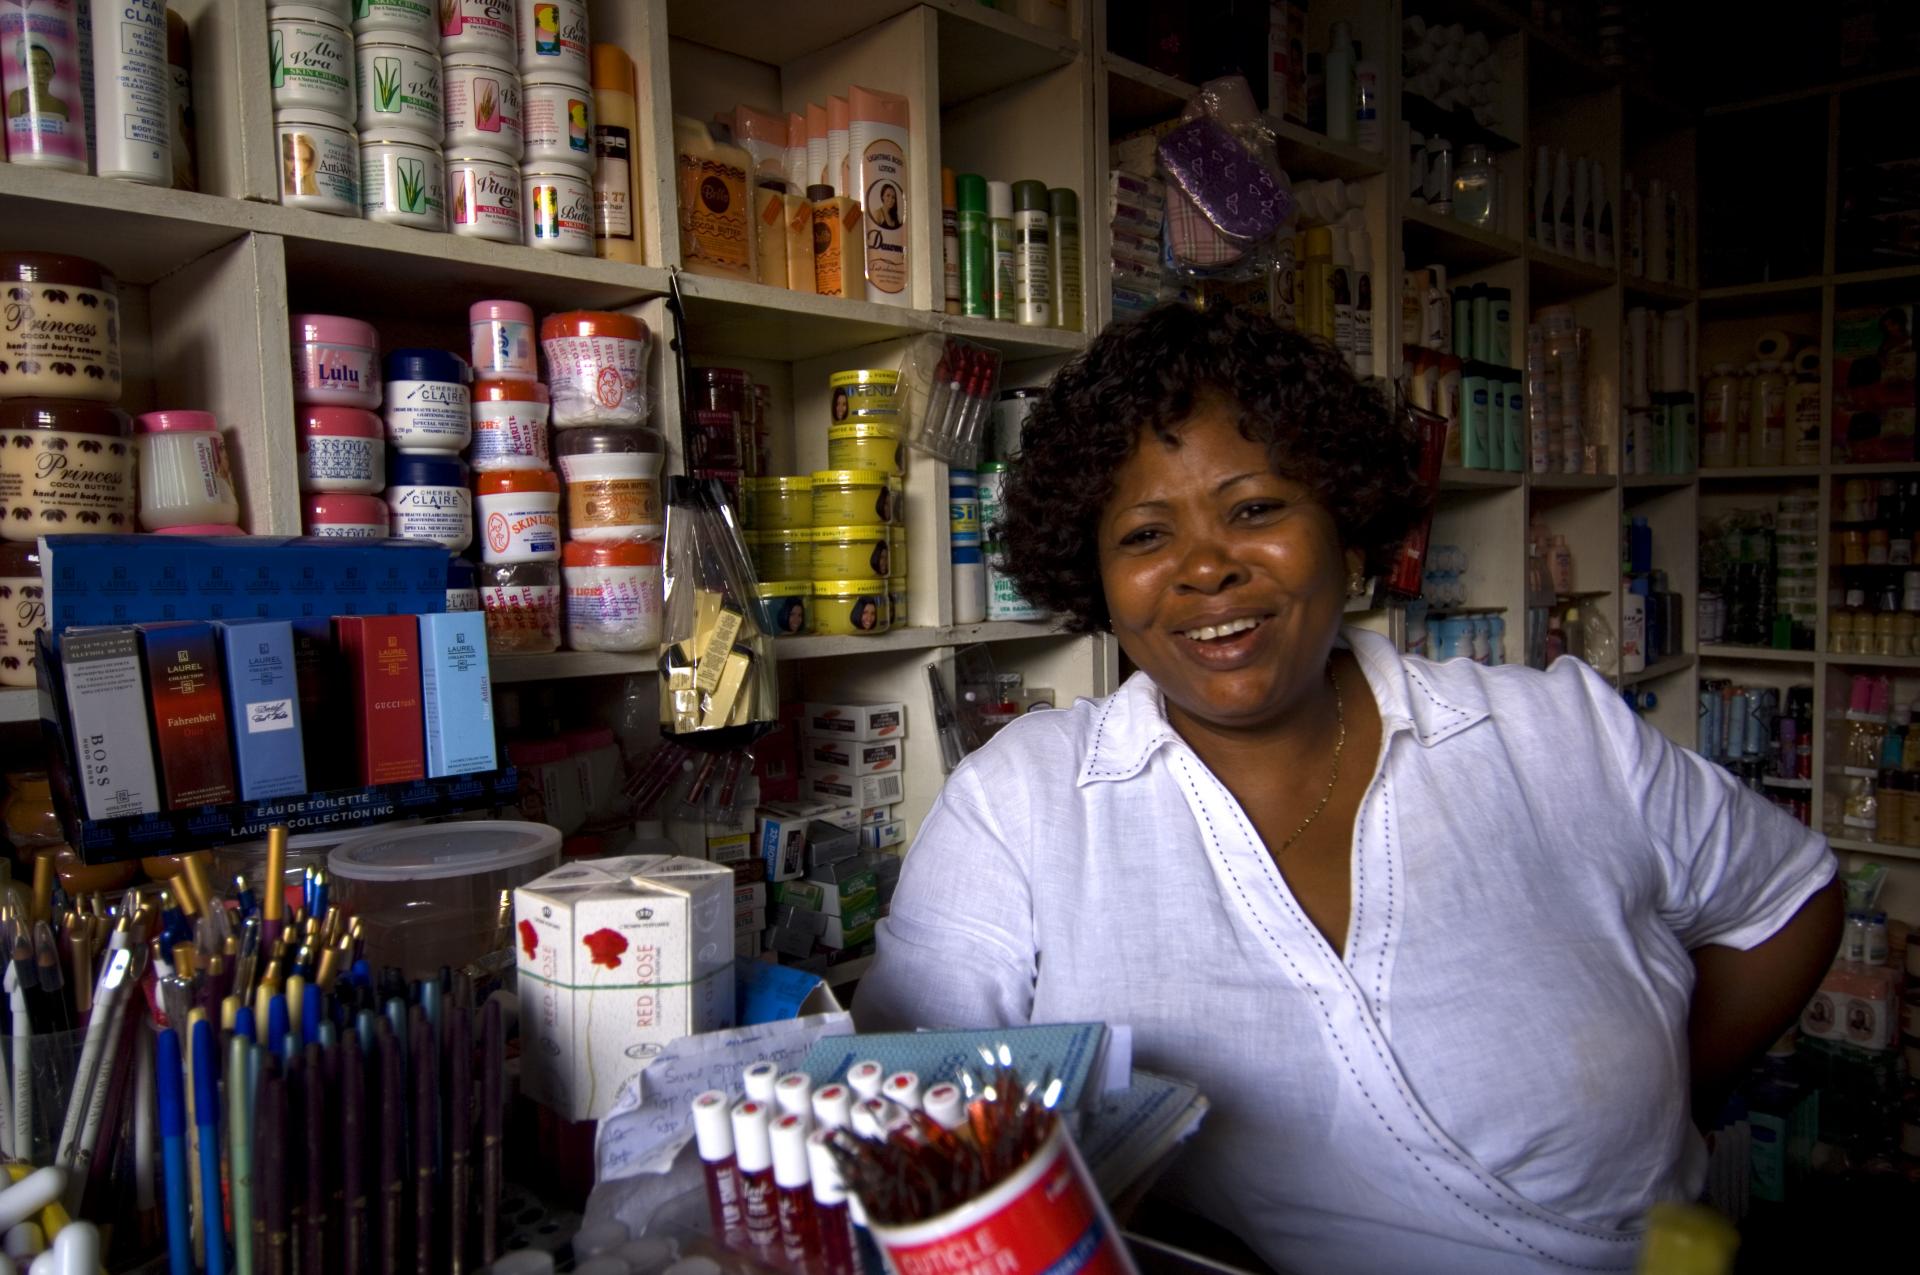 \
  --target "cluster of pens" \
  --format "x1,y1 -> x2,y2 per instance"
689,1056 -> 1037,1274
139,827 -> 510,1275
912,337 -> 1003,469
